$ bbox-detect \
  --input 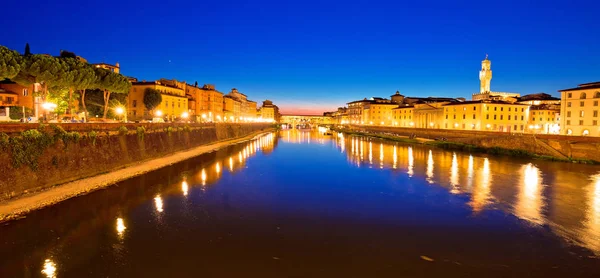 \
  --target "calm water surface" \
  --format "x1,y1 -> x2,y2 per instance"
1,130 -> 600,277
